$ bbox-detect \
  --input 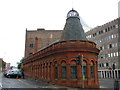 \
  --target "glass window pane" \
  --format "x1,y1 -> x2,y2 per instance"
71,66 -> 77,79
